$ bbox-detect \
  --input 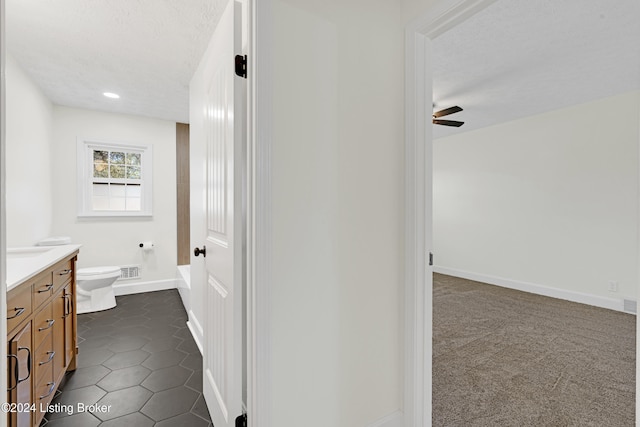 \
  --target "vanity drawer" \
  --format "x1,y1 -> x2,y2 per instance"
7,285 -> 32,333
34,333 -> 55,386
52,258 -> 74,292
34,304 -> 55,350
35,364 -> 55,425
33,271 -> 54,309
